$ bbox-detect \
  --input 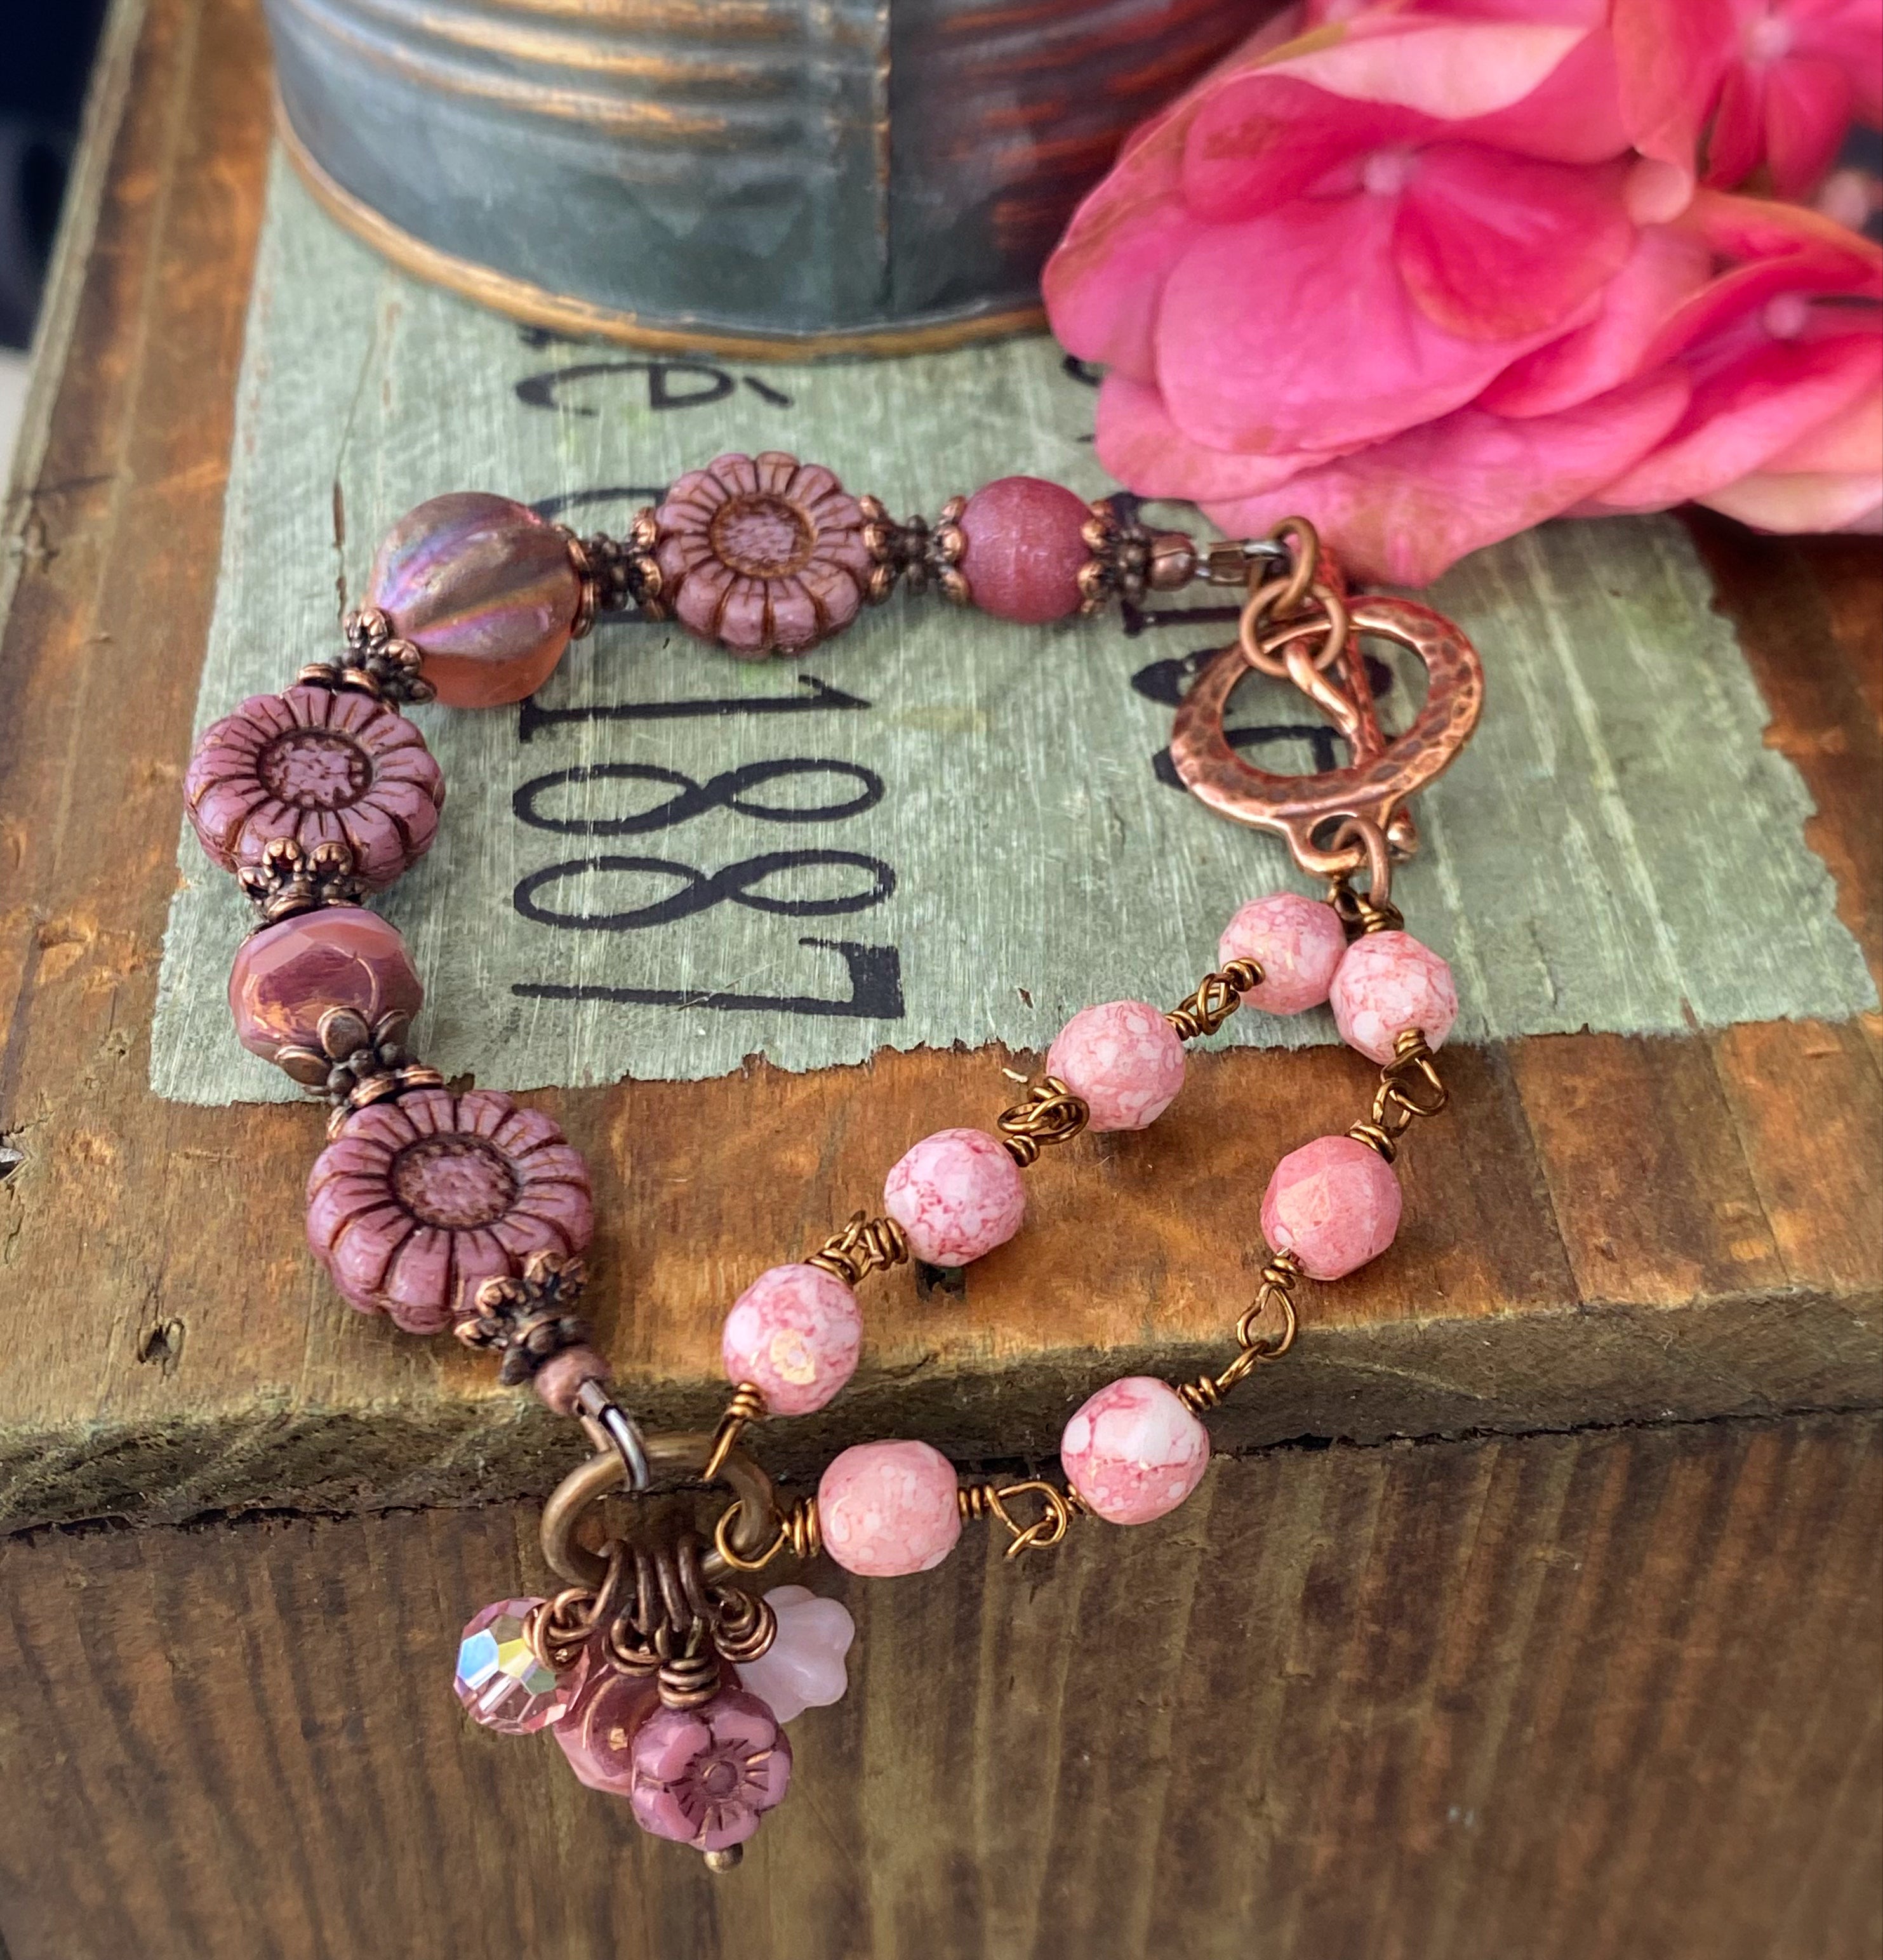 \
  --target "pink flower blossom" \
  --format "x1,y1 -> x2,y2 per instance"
1042,2 -> 1882,583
